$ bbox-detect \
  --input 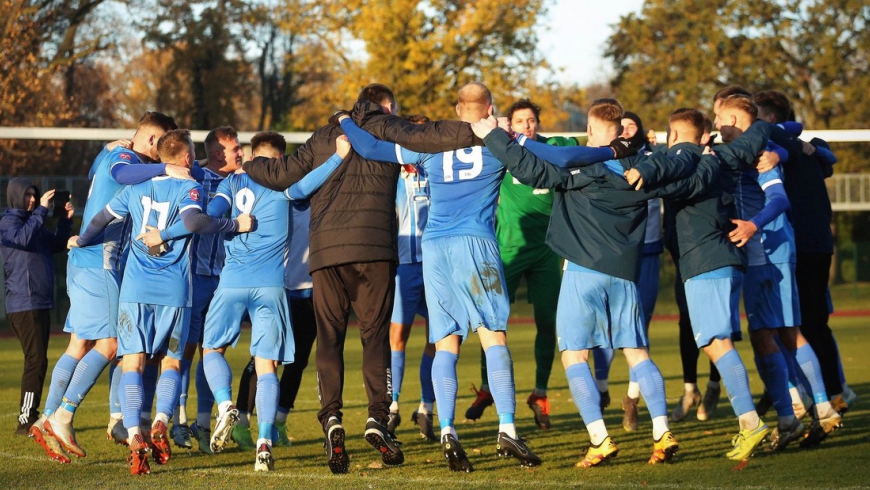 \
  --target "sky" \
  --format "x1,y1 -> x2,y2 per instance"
537,0 -> 646,87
